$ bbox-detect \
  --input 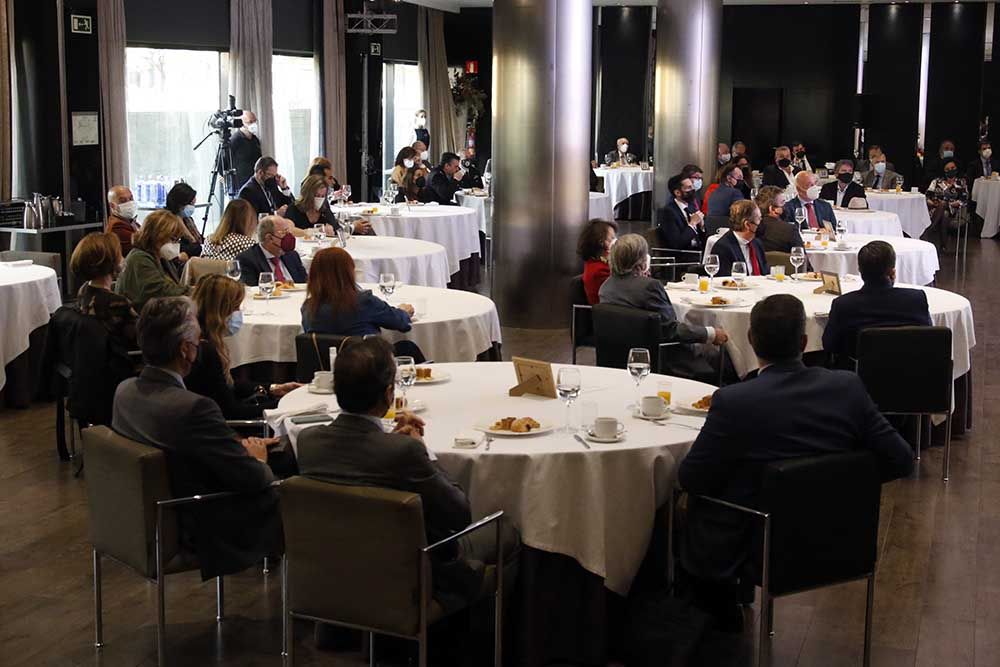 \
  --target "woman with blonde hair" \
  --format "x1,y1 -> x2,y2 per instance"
202,199 -> 258,260
285,174 -> 373,237
114,209 -> 190,312
70,231 -> 138,350
186,274 -> 301,418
